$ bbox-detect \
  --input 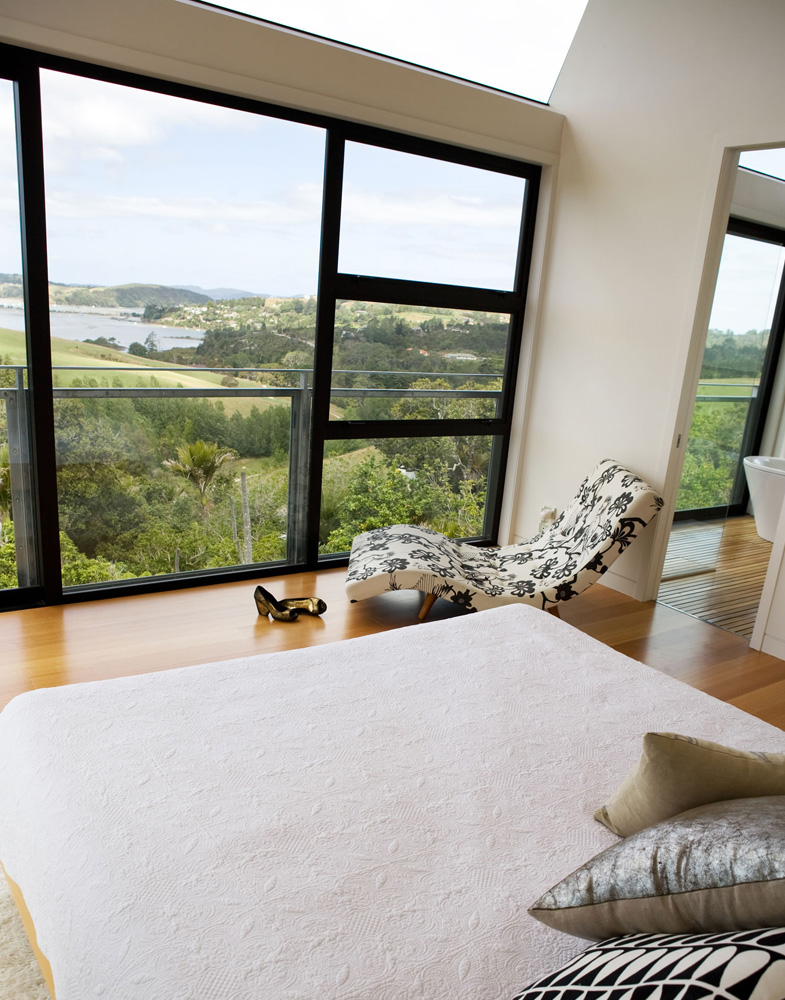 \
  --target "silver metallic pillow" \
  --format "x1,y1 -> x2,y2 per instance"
529,796 -> 785,940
